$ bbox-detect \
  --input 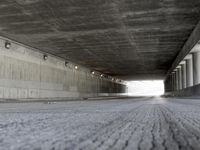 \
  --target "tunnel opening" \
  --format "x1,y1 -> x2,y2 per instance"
127,80 -> 164,96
